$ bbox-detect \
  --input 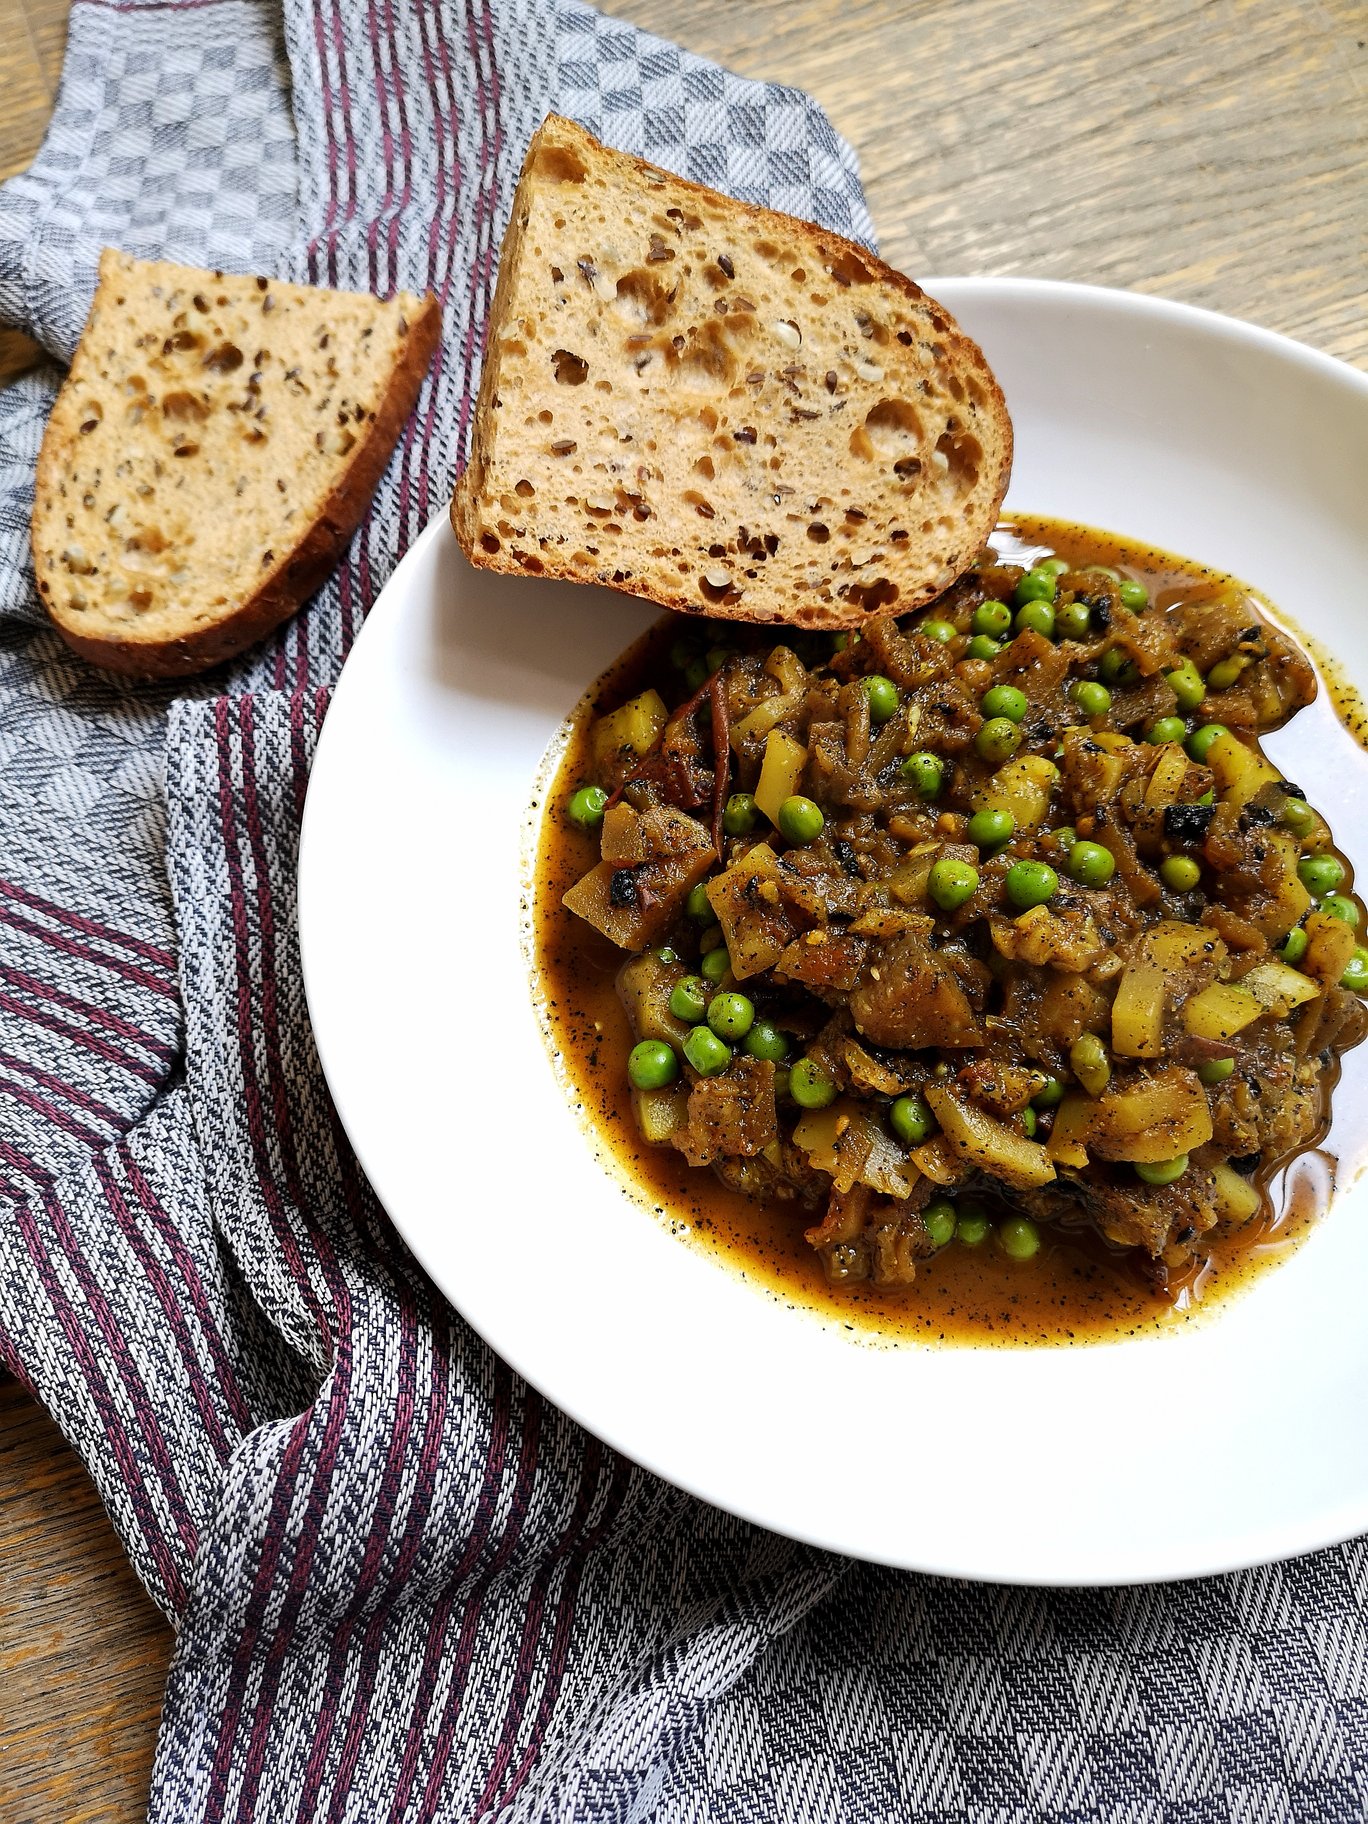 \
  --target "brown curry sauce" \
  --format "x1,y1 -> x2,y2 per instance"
530,518 -> 1368,1345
